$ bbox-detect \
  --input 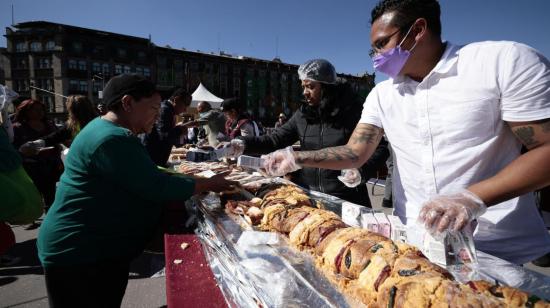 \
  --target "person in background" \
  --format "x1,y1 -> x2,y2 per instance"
221,98 -> 260,139
141,88 -> 192,167
262,0 -> 550,265
196,101 -> 227,147
13,99 -> 62,215
274,113 -> 287,129
96,103 -> 107,116
226,59 -> 389,207
0,85 -> 42,267
37,74 -> 236,307
21,95 -> 98,151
